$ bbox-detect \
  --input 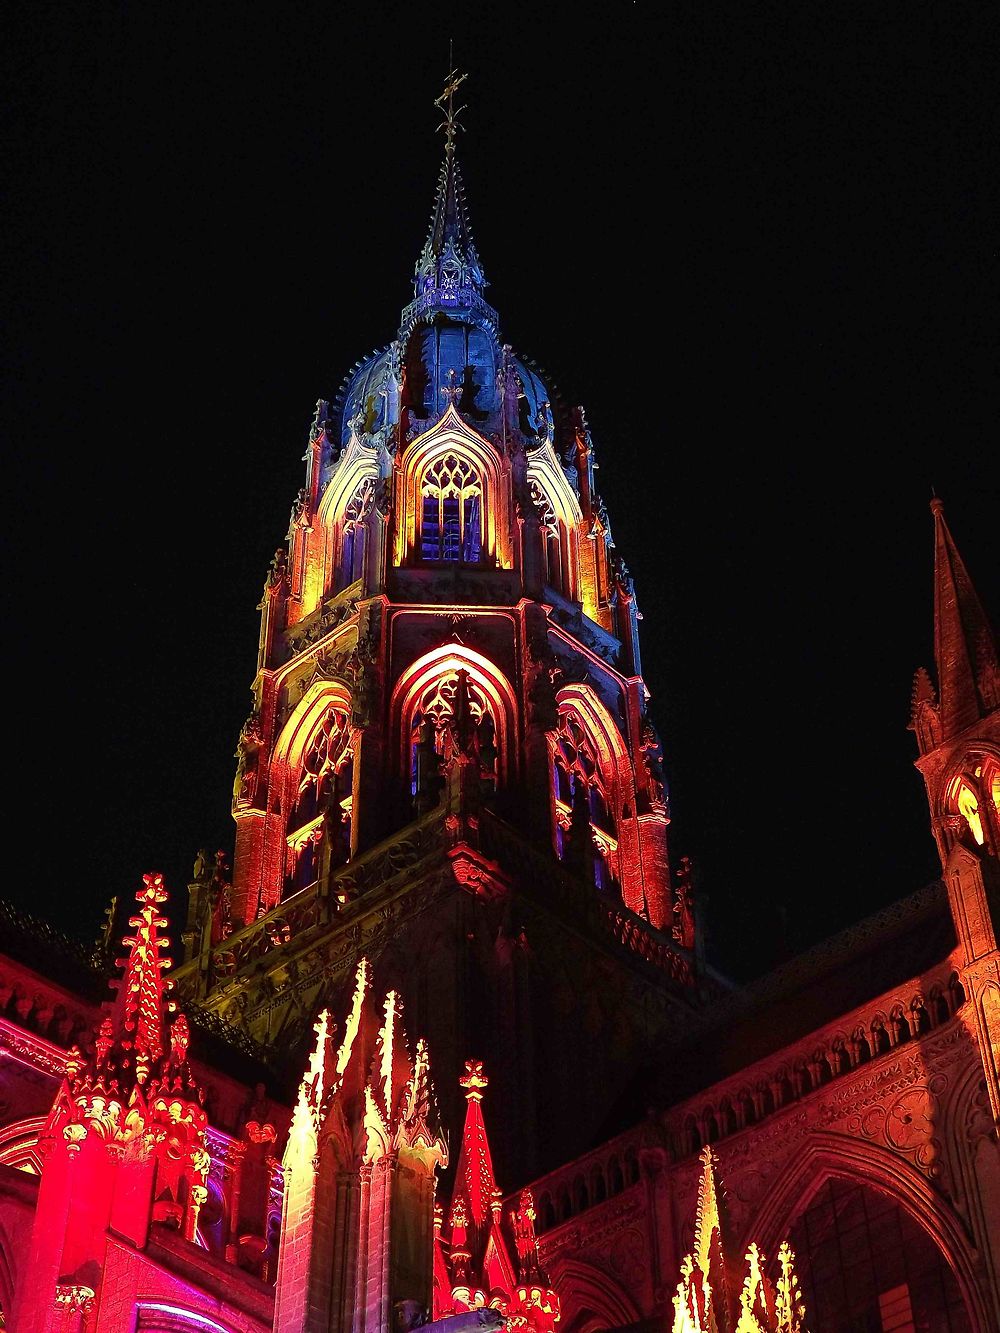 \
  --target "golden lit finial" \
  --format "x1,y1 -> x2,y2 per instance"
434,58 -> 468,152
693,1145 -> 722,1276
